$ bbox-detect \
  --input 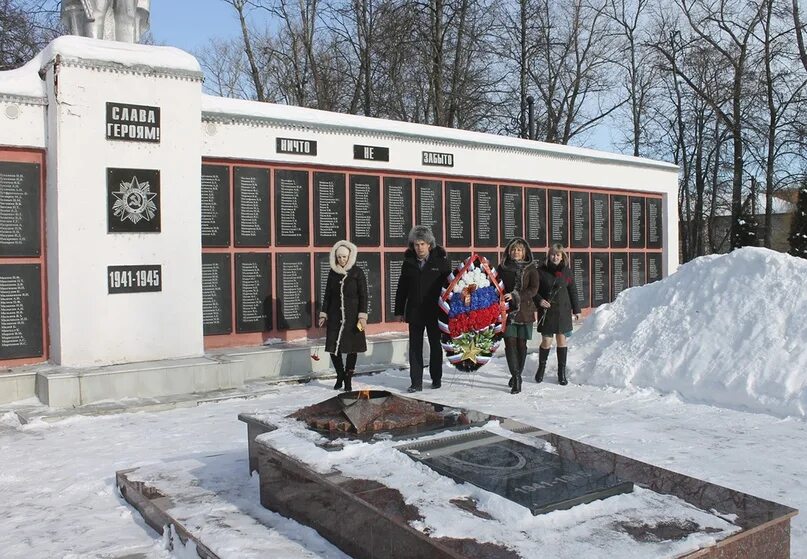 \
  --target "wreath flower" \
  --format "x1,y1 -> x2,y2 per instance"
438,253 -> 507,371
